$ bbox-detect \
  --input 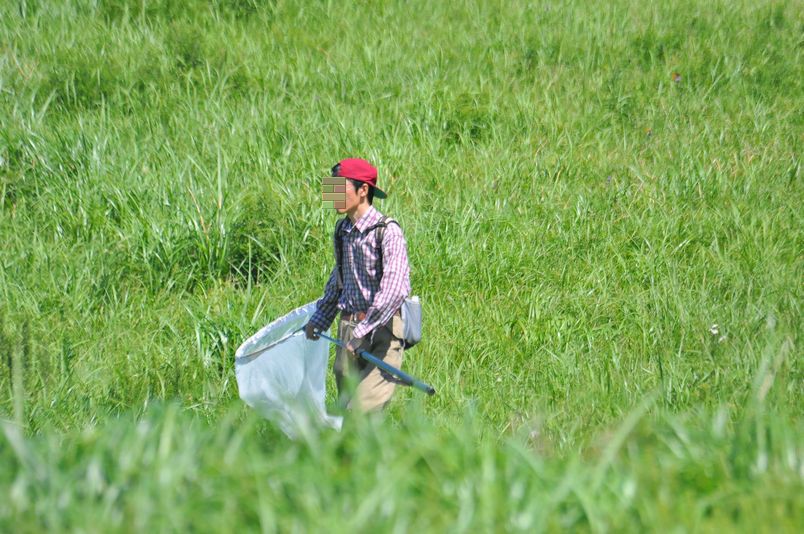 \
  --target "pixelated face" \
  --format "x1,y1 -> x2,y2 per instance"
321,176 -> 347,210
